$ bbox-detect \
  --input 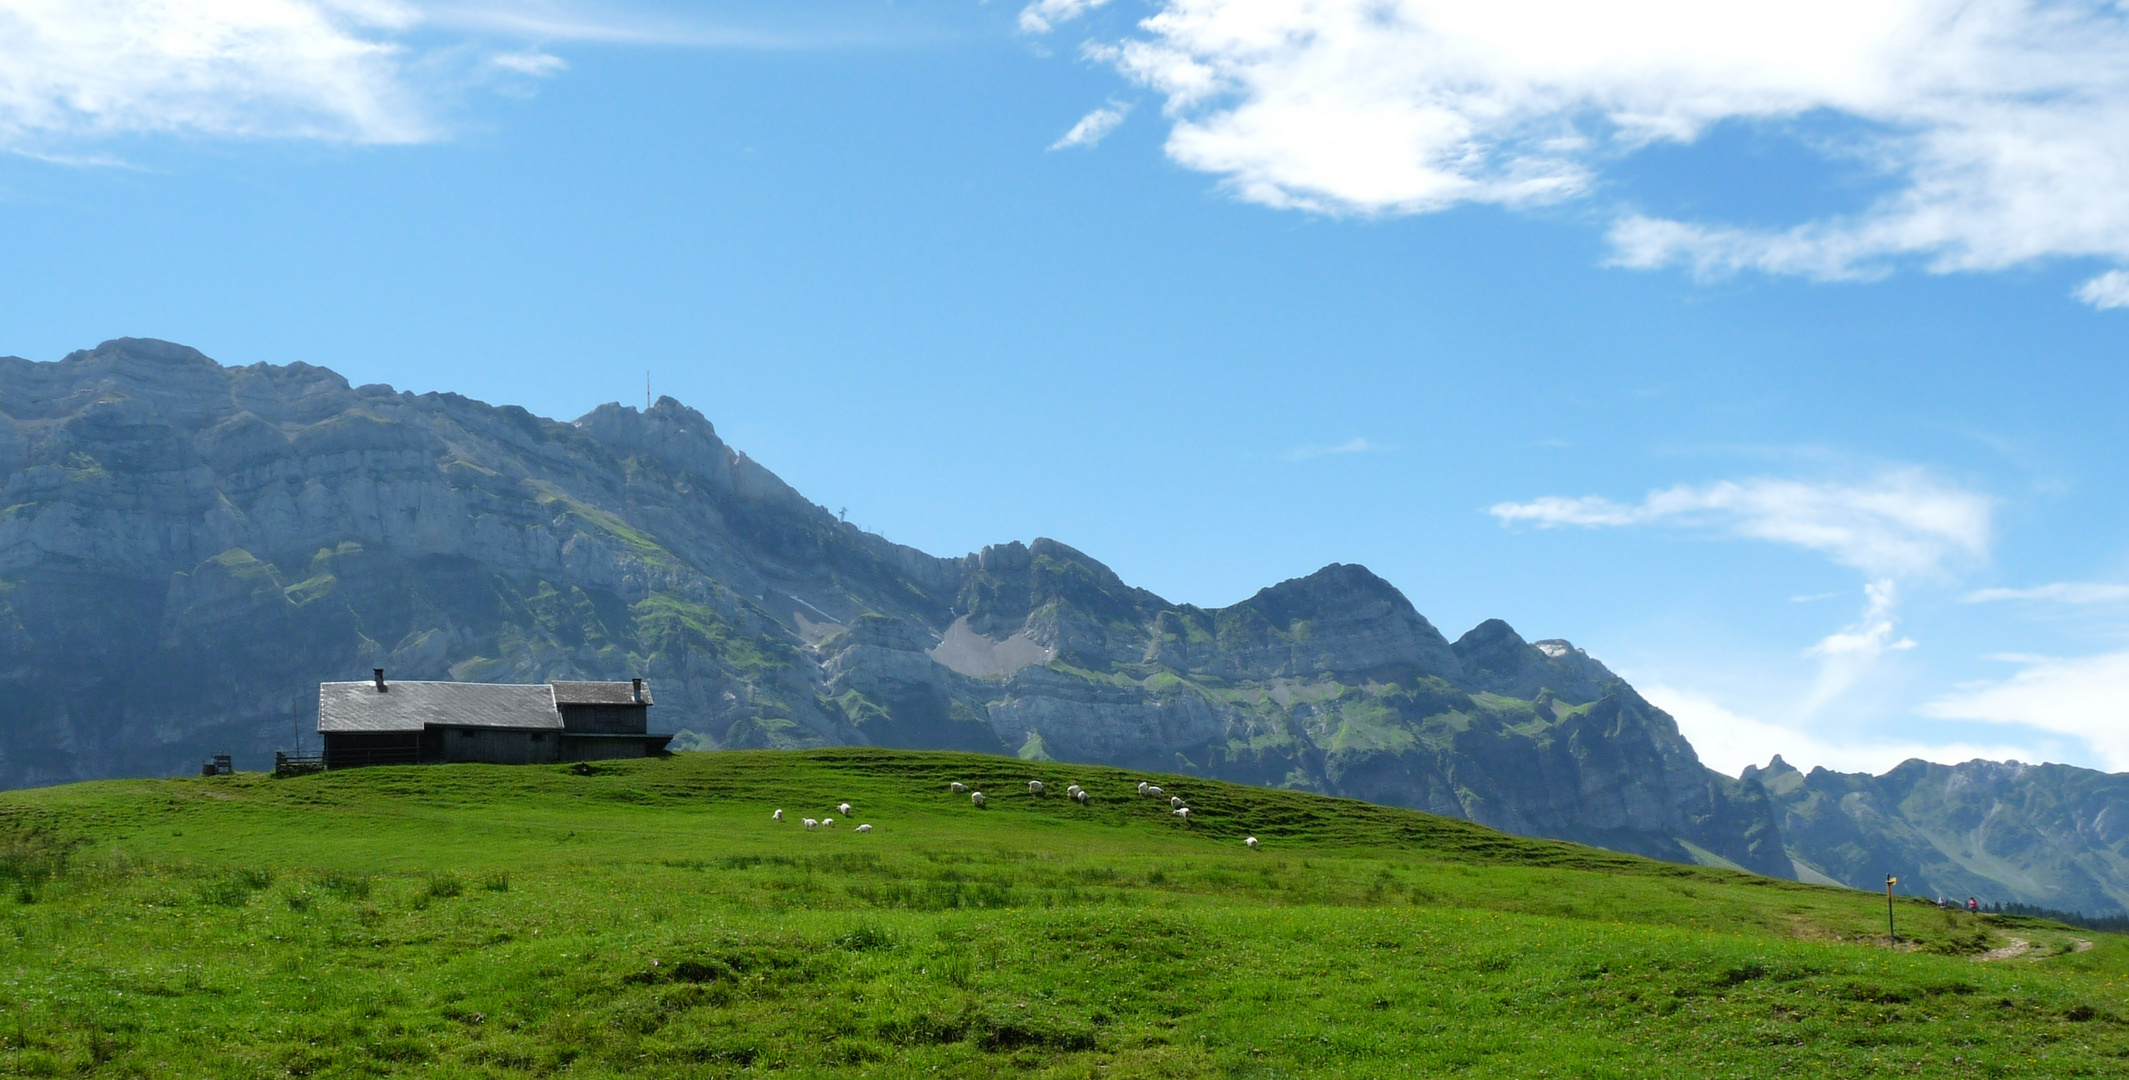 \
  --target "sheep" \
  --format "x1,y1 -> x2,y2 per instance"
822,817 -> 835,829
1146,785 -> 1164,797
1028,780 -> 1044,795
803,818 -> 819,831
950,782 -> 967,794
1173,807 -> 1190,821
772,809 -> 783,822
971,792 -> 987,807
838,802 -> 853,815
1170,795 -> 1185,809
1245,836 -> 1259,849
1072,790 -> 1089,805
855,824 -> 873,834
1137,781 -> 1149,795
1065,784 -> 1082,797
